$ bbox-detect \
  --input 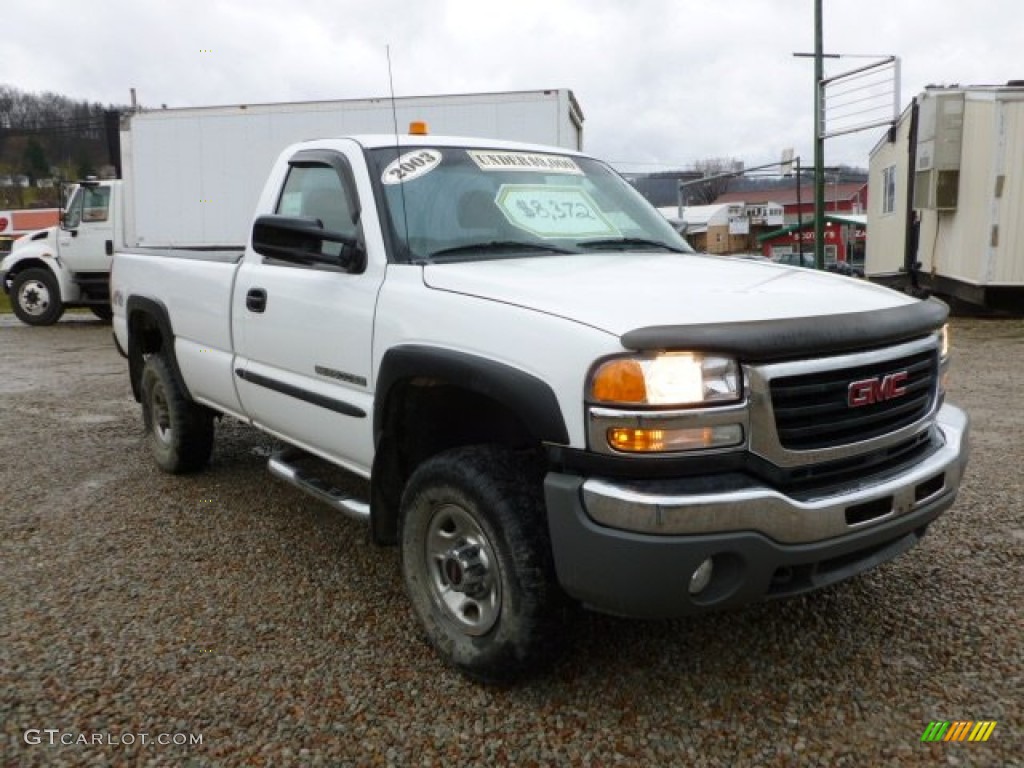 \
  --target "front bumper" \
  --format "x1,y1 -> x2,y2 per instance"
544,404 -> 969,618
